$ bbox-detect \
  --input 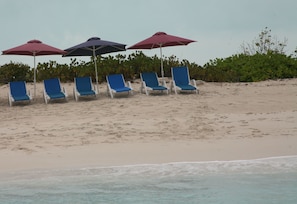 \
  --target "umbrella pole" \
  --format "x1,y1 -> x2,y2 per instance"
160,46 -> 164,80
93,48 -> 99,90
33,54 -> 36,100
